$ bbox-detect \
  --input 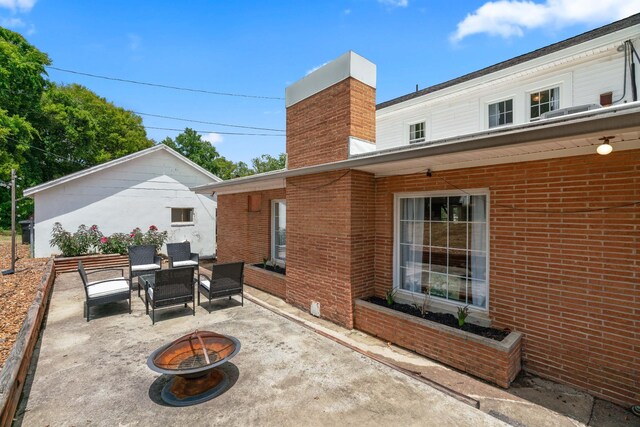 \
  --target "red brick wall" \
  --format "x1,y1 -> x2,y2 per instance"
374,149 -> 640,406
355,300 -> 522,387
286,78 -> 375,169
217,189 -> 286,266
244,265 -> 286,299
